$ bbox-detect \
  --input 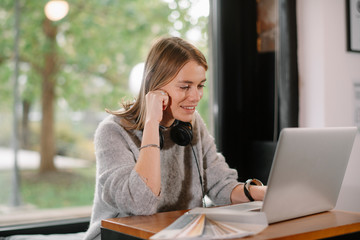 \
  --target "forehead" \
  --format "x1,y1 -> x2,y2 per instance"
172,61 -> 206,82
